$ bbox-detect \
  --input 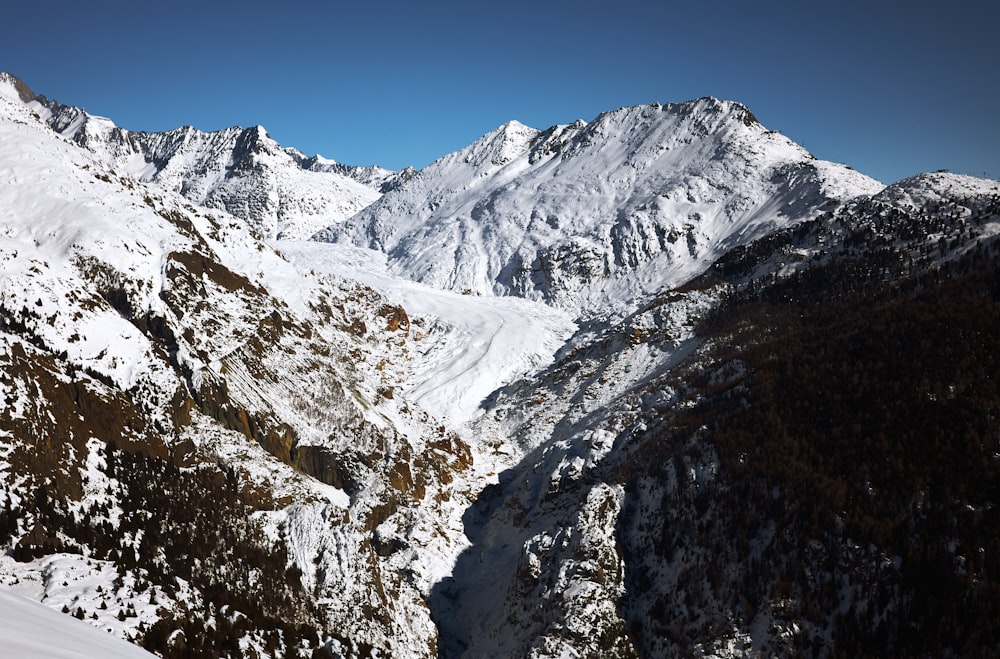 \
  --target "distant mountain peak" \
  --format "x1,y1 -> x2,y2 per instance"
593,97 -> 762,138
26,93 -> 390,239
874,170 -> 1000,209
670,95 -> 756,118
